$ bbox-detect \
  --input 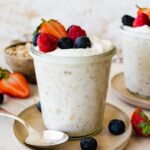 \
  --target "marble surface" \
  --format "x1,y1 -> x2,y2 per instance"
0,0 -> 150,49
